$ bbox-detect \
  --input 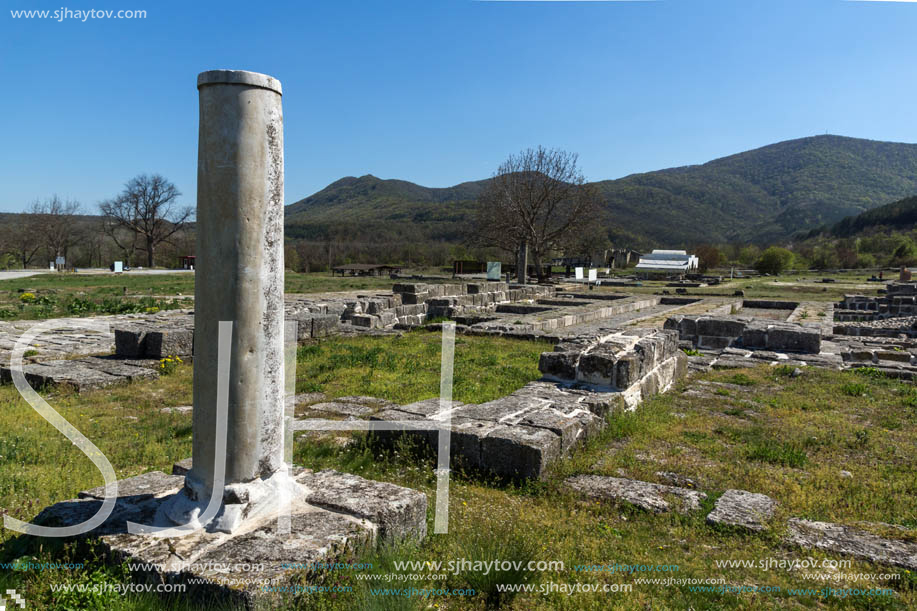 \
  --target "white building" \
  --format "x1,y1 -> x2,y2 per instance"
635,250 -> 699,277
